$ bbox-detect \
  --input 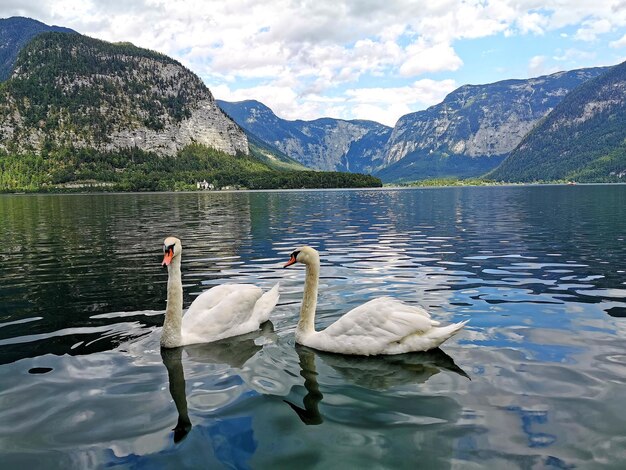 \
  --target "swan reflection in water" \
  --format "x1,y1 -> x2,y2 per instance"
284,345 -> 470,425
159,321 -> 276,443
160,320 -> 469,441
160,347 -> 192,443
